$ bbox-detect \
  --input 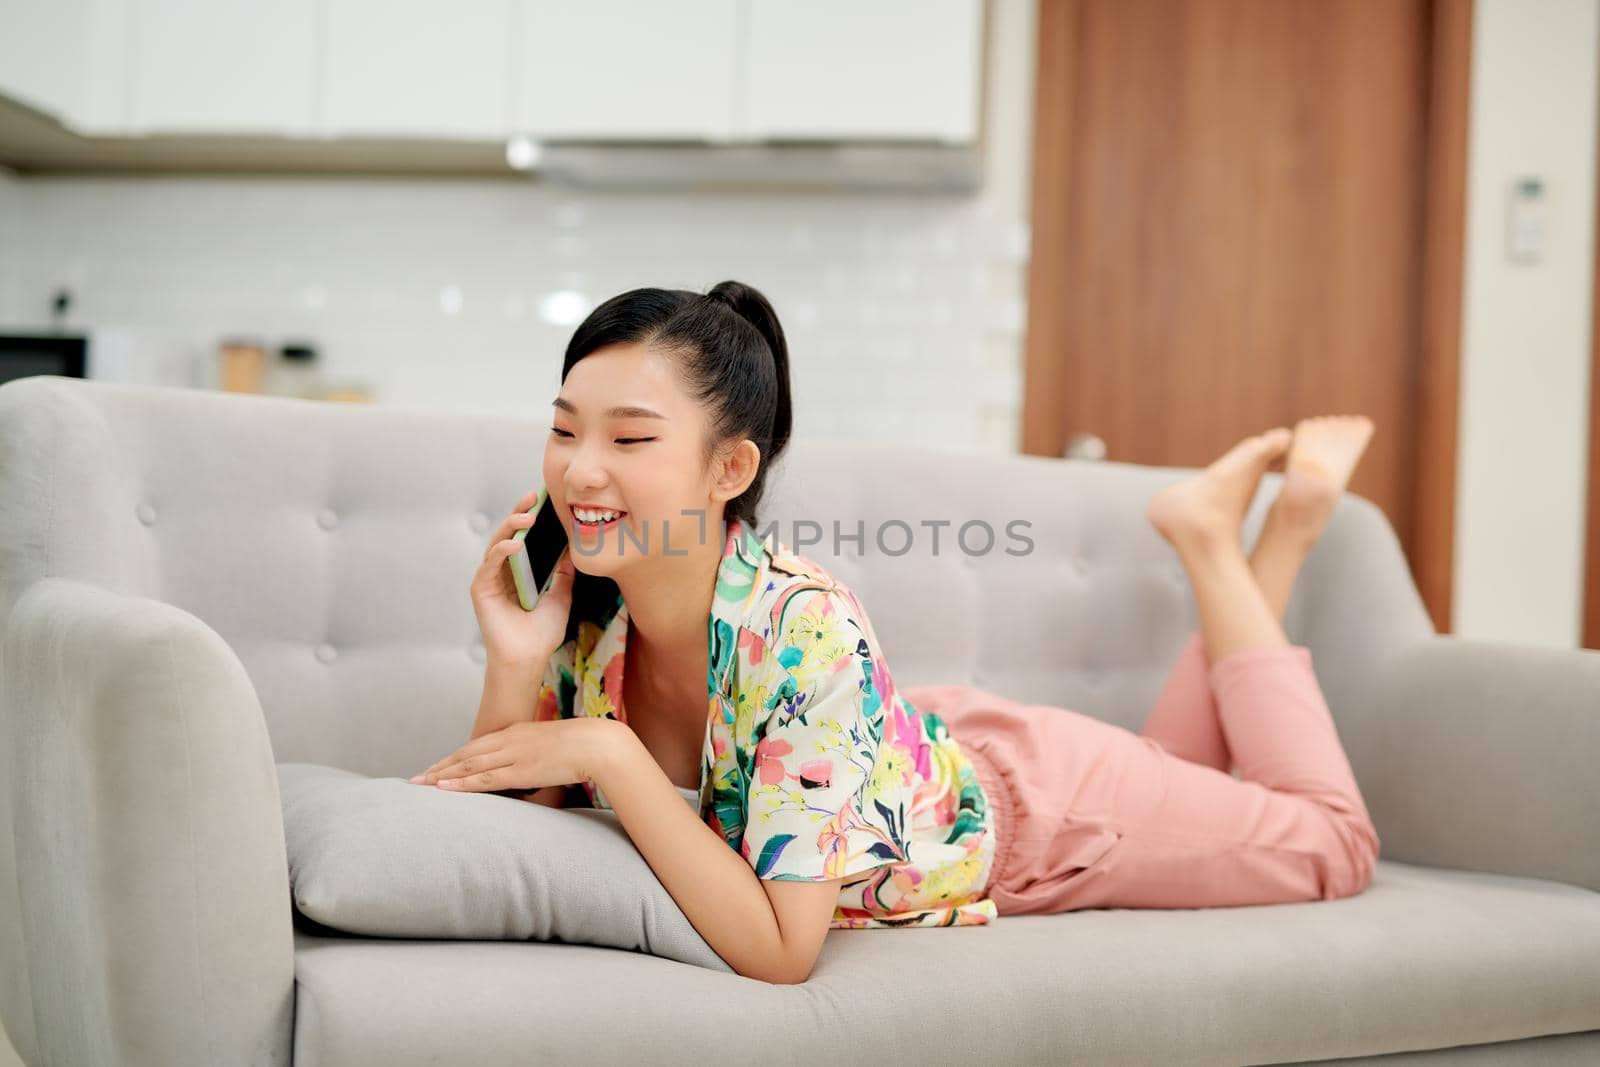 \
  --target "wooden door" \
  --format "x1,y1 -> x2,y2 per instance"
1022,0 -> 1472,633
